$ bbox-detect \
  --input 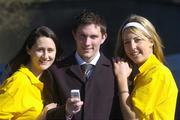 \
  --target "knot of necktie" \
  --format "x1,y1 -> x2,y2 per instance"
81,64 -> 94,80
